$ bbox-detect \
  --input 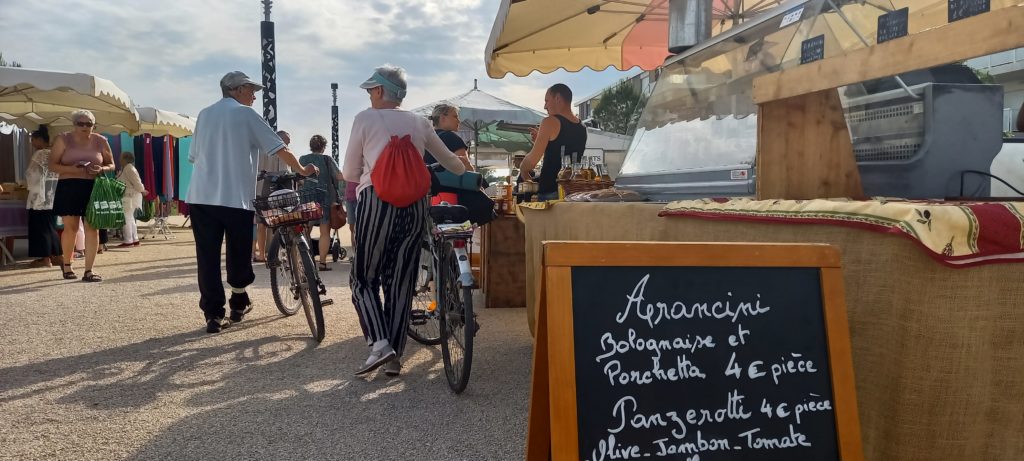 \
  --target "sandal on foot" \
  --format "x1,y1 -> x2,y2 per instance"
318,261 -> 332,271
62,264 -> 77,280
82,270 -> 102,283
